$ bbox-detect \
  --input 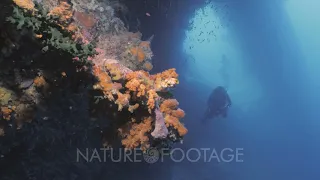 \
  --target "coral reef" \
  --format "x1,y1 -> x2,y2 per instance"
12,0 -> 35,11
160,99 -> 188,137
0,1 -> 187,176
118,117 -> 153,151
